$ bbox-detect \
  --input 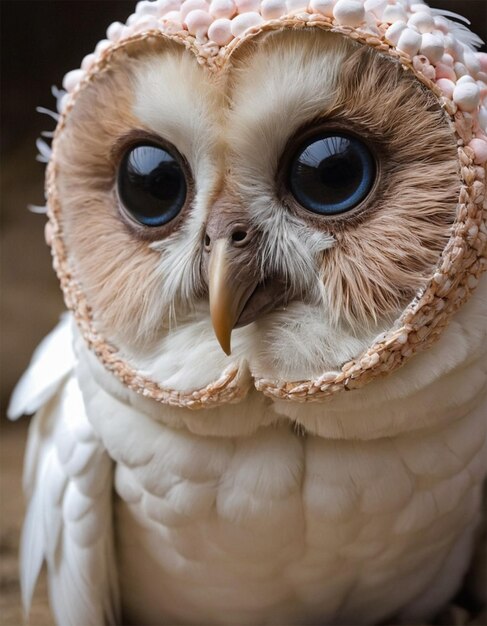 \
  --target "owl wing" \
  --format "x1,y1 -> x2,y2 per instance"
8,317 -> 120,626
